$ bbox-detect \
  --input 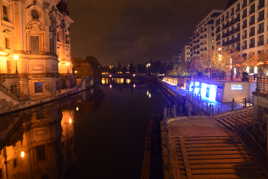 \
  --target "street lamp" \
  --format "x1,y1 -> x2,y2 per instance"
13,54 -> 20,74
146,63 -> 151,74
20,151 -> 25,159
